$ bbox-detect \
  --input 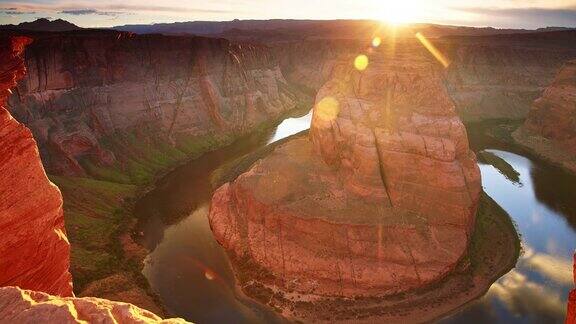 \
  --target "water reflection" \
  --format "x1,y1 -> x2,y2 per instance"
442,148 -> 576,323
